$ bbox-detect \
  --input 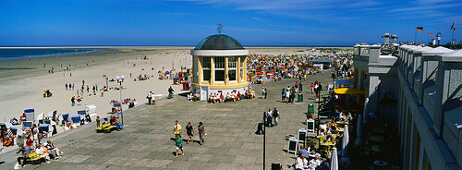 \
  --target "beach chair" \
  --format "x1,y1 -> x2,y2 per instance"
85,105 -> 97,117
61,113 -> 69,125
38,124 -> 50,133
71,115 -> 81,125
42,119 -> 51,125
24,112 -> 35,123
95,123 -> 116,133
0,122 -> 7,131
78,110 -> 86,119
9,127 -> 18,135
36,113 -> 44,122
22,121 -> 33,130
